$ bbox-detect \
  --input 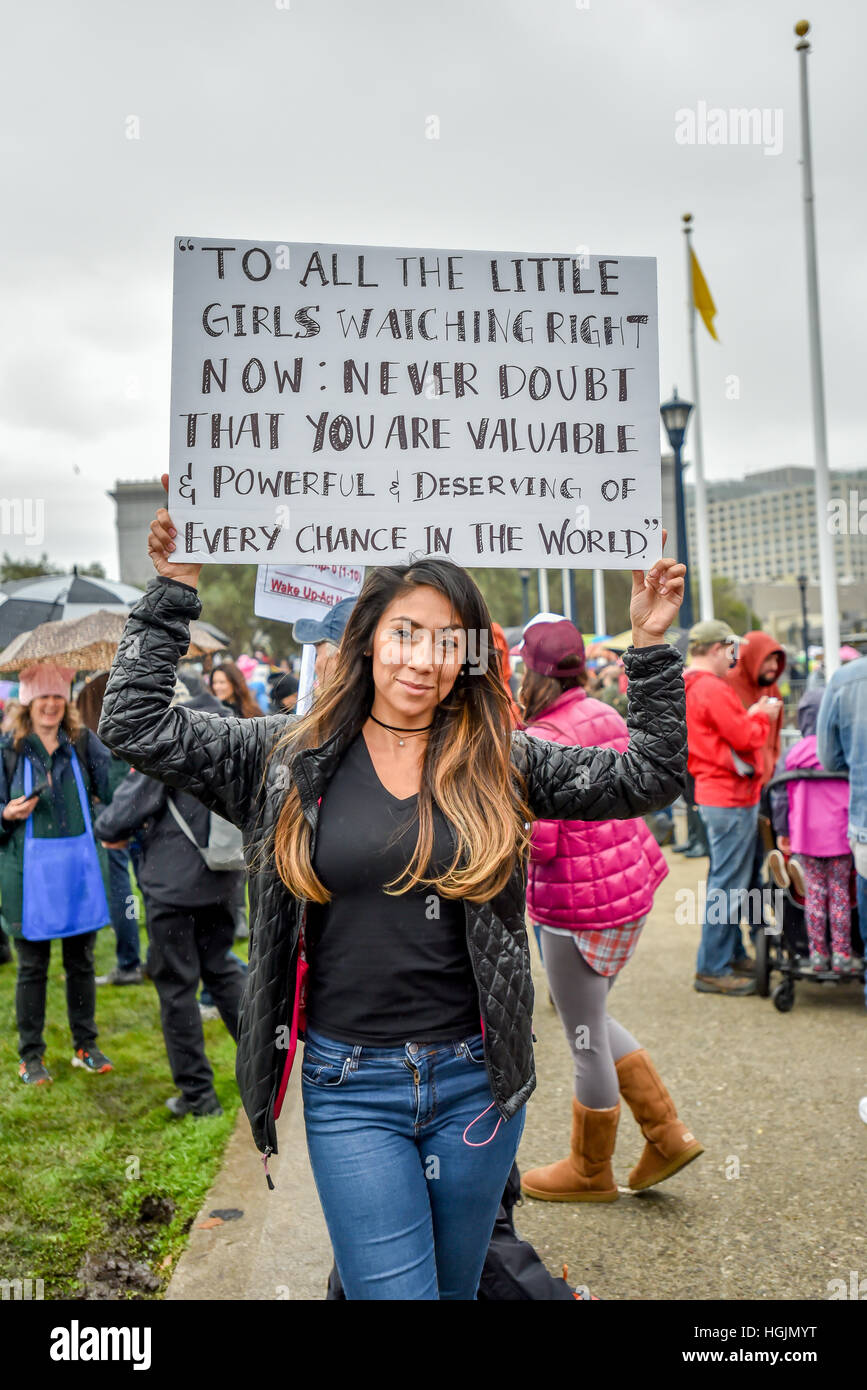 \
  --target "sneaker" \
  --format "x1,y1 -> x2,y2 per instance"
199,1004 -> 221,1022
767,849 -> 790,890
19,1056 -> 52,1085
832,953 -> 857,975
96,965 -> 144,986
729,955 -> 756,976
165,1093 -> 223,1118
694,972 -> 757,996
787,857 -> 806,899
71,1046 -> 114,1074
806,951 -> 831,974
